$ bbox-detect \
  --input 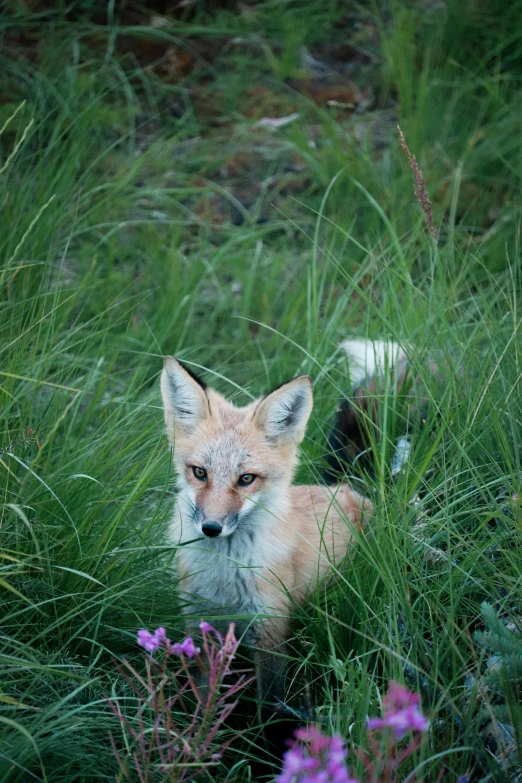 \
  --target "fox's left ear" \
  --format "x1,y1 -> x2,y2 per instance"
253,376 -> 313,443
